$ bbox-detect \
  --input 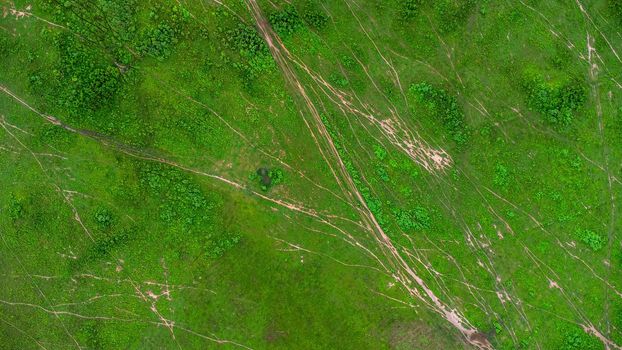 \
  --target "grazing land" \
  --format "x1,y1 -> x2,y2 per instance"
1,0 -> 622,349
